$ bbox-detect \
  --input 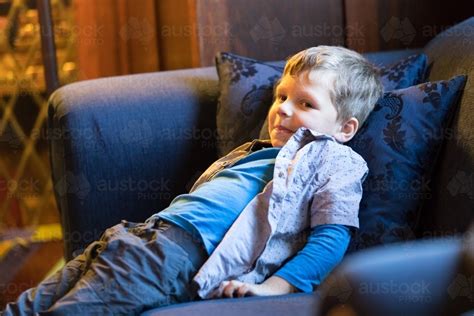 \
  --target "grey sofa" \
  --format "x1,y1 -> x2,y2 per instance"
48,17 -> 474,315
